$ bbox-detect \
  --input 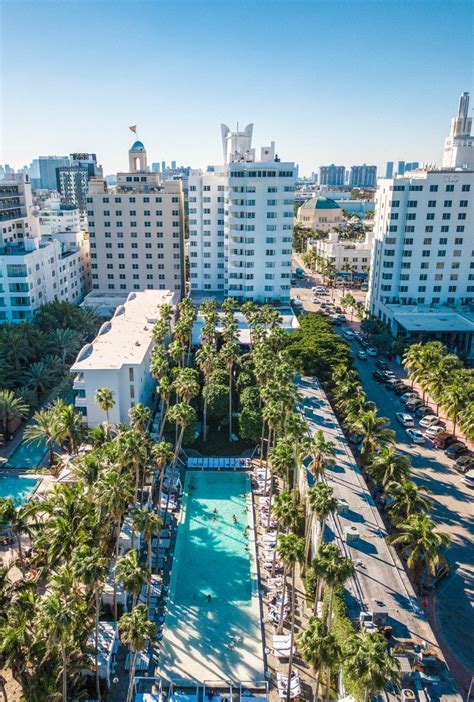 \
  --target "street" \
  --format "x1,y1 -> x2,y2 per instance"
292,256 -> 474,691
